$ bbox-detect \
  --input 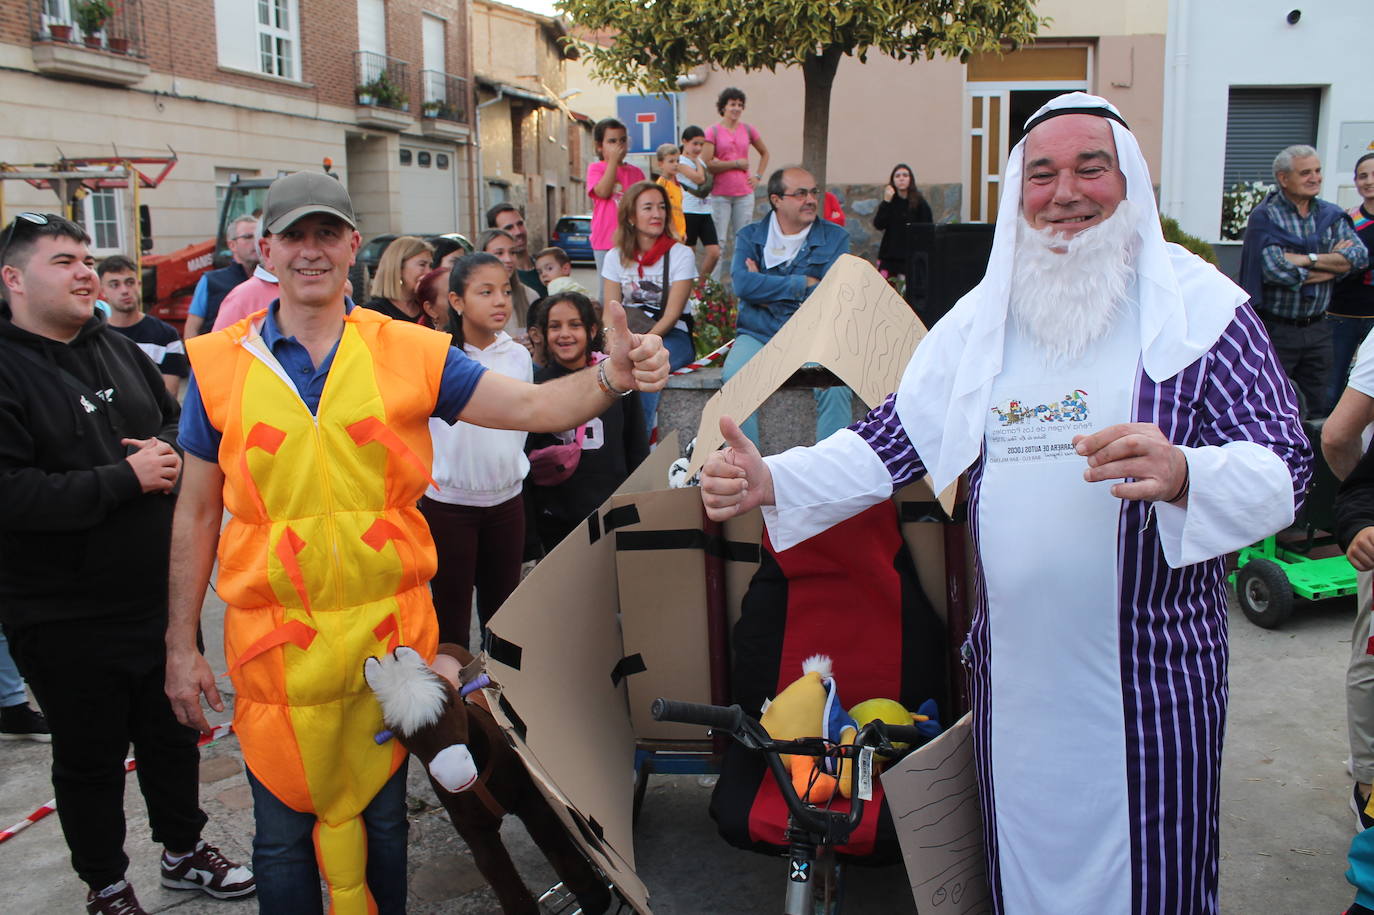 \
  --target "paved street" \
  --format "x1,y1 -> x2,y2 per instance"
0,574 -> 1363,913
